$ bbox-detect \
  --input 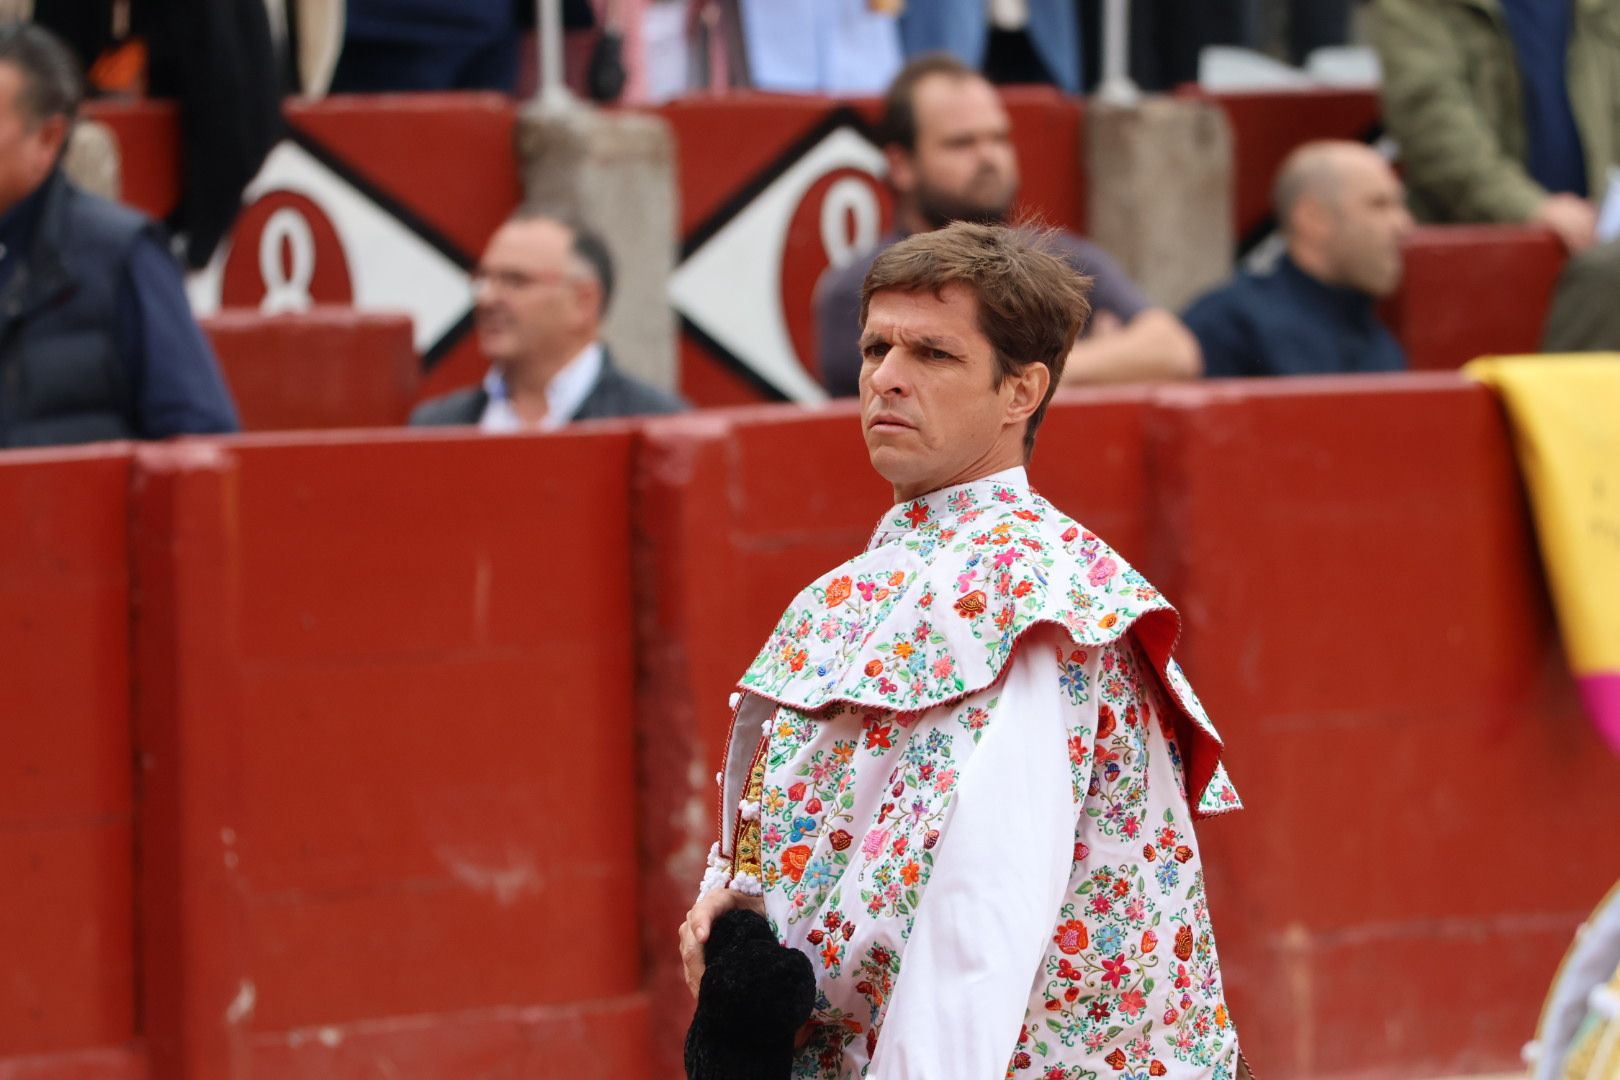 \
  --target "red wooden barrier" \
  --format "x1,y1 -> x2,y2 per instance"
0,446 -> 143,1078
1188,88 -> 1383,245
1385,225 -> 1567,371
1145,374 -> 1620,1077
5,373 -> 1617,1079
202,309 -> 419,431
129,431 -> 648,1078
